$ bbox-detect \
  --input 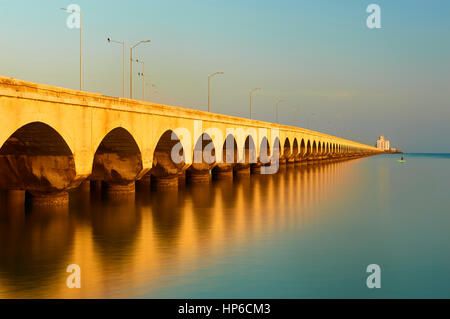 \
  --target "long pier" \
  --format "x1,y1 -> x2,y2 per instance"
0,76 -> 381,205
